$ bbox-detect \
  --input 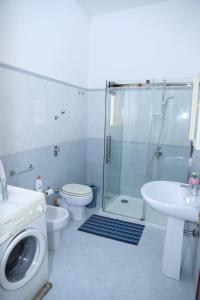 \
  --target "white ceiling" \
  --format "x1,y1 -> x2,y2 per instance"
76,0 -> 169,17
